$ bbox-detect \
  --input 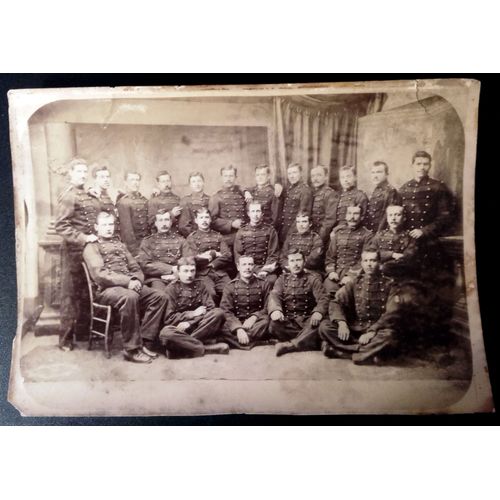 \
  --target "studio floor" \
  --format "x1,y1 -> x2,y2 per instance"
10,330 -> 474,417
